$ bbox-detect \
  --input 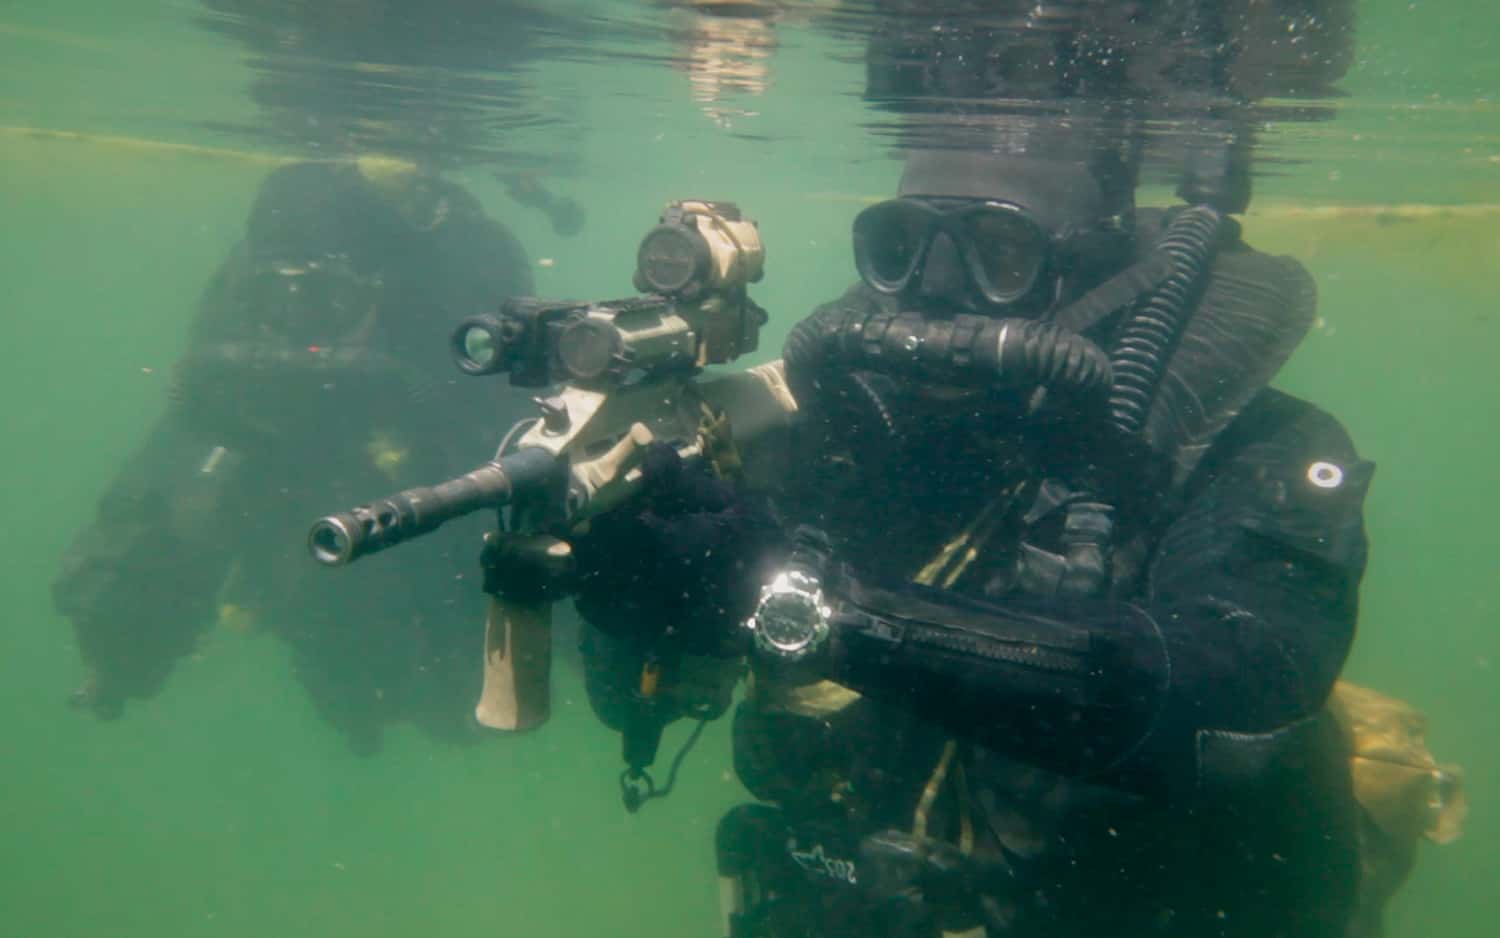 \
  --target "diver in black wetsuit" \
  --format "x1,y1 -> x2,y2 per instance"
571,136 -> 1372,937
560,0 -> 1382,926
53,159 -> 540,752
